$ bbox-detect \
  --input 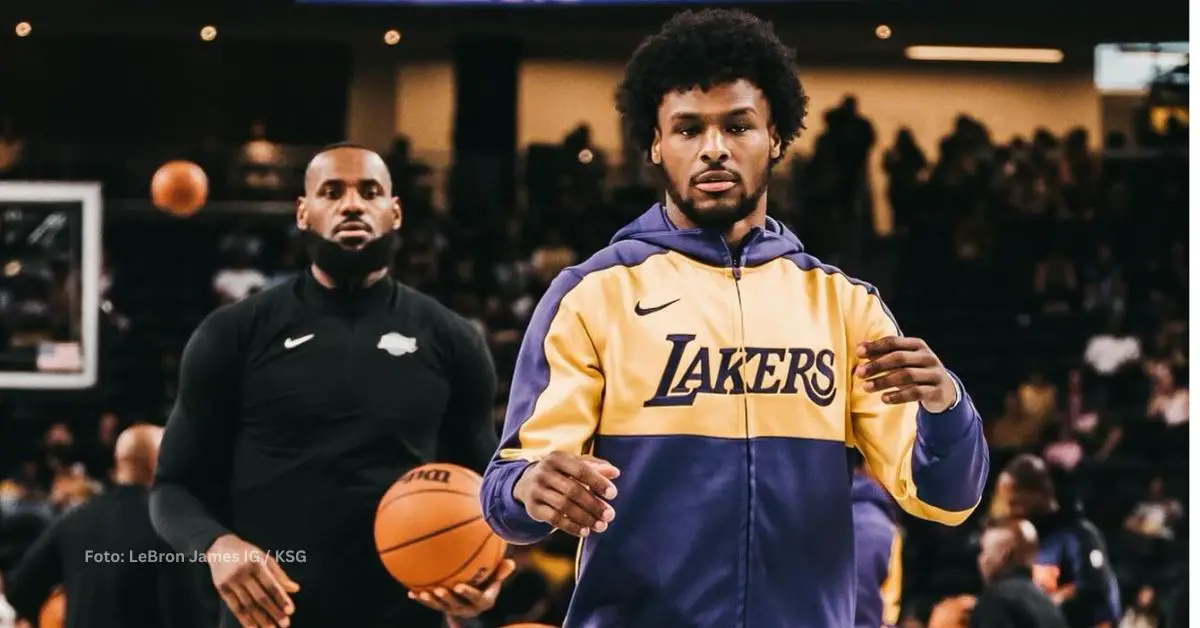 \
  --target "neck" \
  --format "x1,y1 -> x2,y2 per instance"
112,468 -> 151,487
663,197 -> 768,247
310,264 -> 389,290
